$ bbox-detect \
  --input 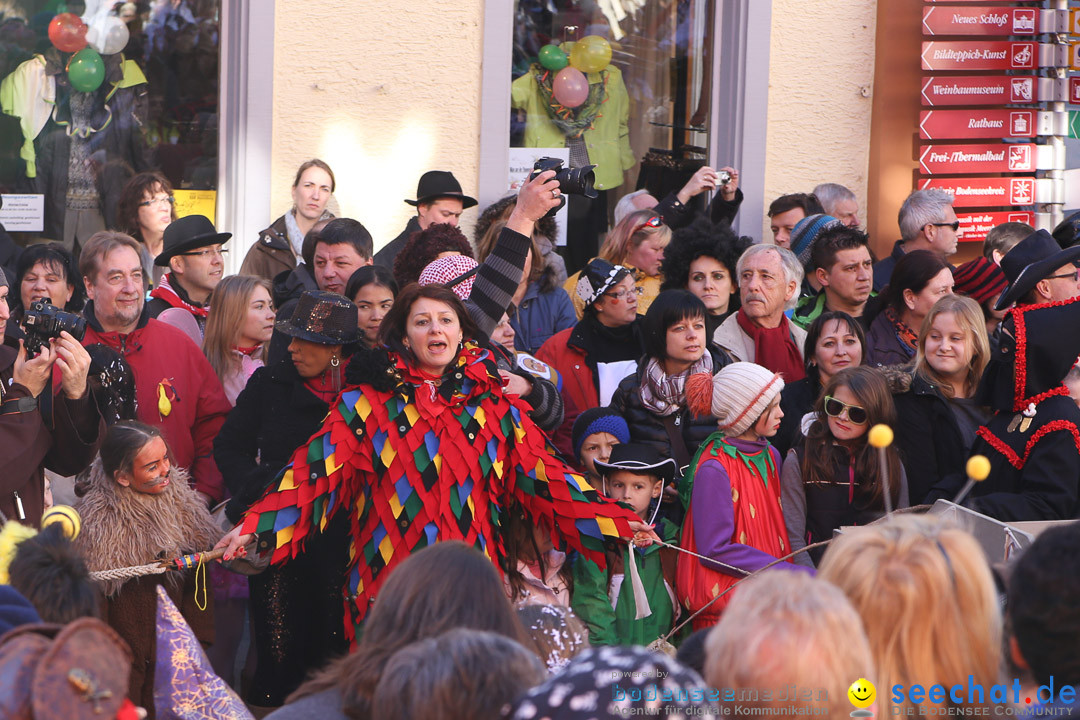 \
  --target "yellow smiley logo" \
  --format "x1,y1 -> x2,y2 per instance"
848,678 -> 876,710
